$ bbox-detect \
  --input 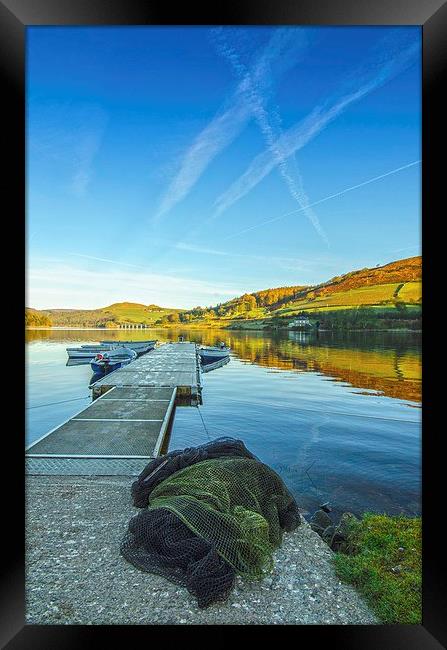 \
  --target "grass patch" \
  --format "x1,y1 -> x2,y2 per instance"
398,281 -> 422,303
280,283 -> 403,312
333,513 -> 421,624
